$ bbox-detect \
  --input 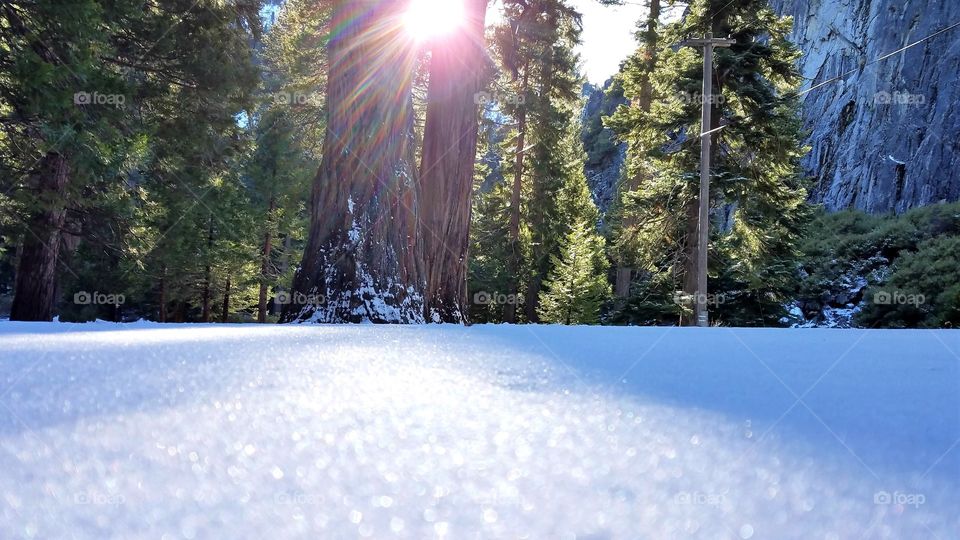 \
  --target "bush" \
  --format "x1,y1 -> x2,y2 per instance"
857,236 -> 960,328
796,202 -> 960,328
